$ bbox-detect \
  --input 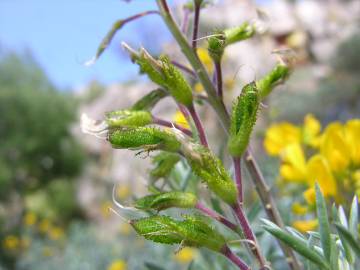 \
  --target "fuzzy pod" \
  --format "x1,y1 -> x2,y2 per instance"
150,152 -> 180,180
207,31 -> 226,63
224,22 -> 256,46
105,110 -> 152,128
257,63 -> 290,99
123,44 -> 193,107
108,127 -> 181,152
182,143 -> 237,205
228,82 -> 260,157
134,191 -> 197,211
130,214 -> 226,252
131,89 -> 168,111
